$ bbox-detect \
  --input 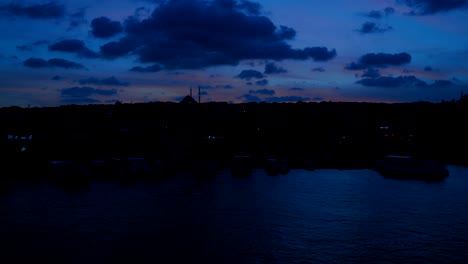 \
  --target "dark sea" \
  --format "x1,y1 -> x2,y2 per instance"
1,165 -> 468,264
